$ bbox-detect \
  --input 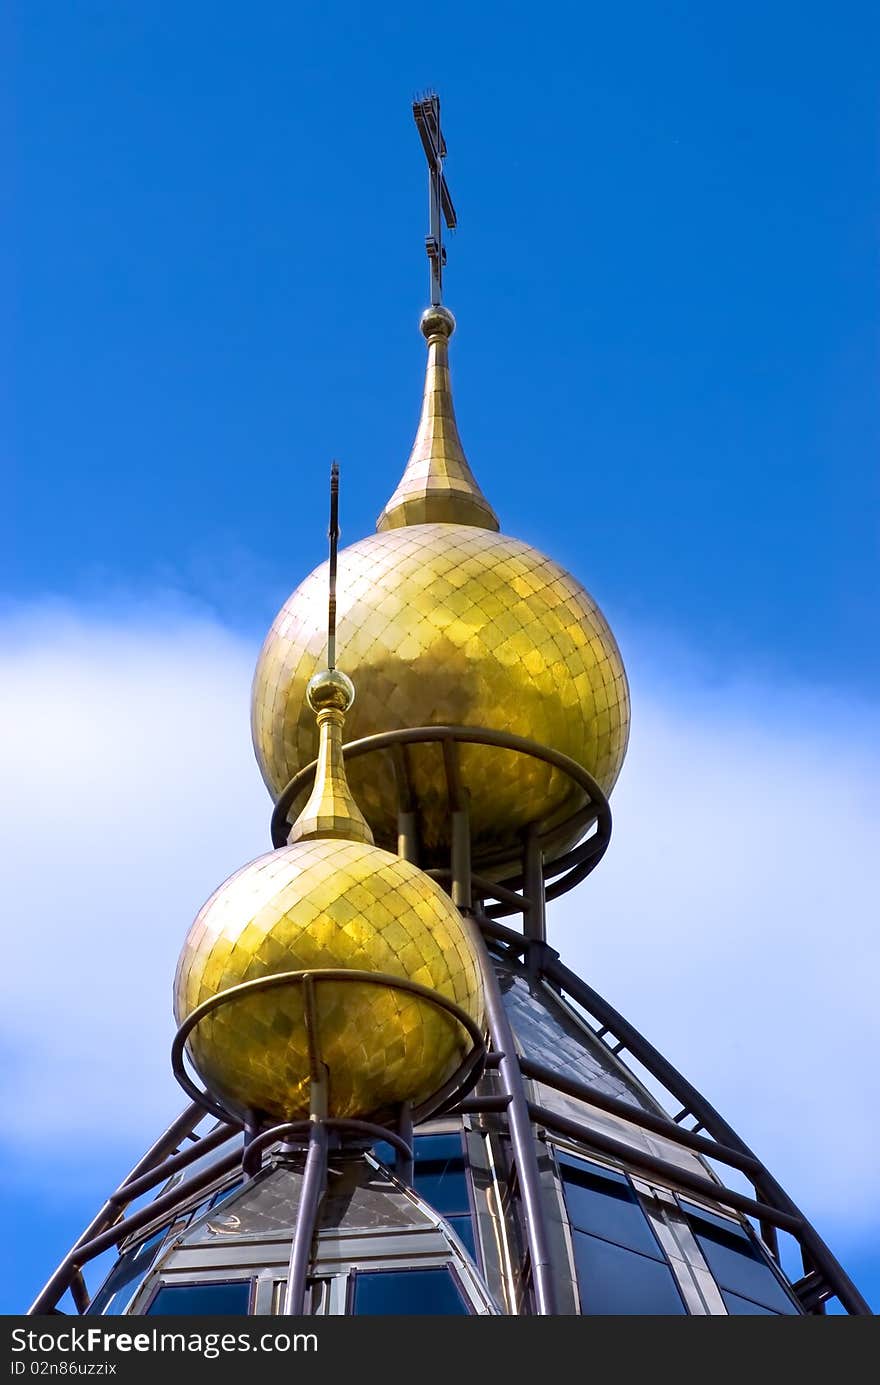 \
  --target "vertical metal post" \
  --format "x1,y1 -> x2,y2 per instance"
397,810 -> 419,864
396,1101 -> 414,1187
523,826 -> 546,974
282,1120 -> 328,1316
451,808 -> 472,910
466,912 -> 558,1315
243,1111 -> 261,1150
